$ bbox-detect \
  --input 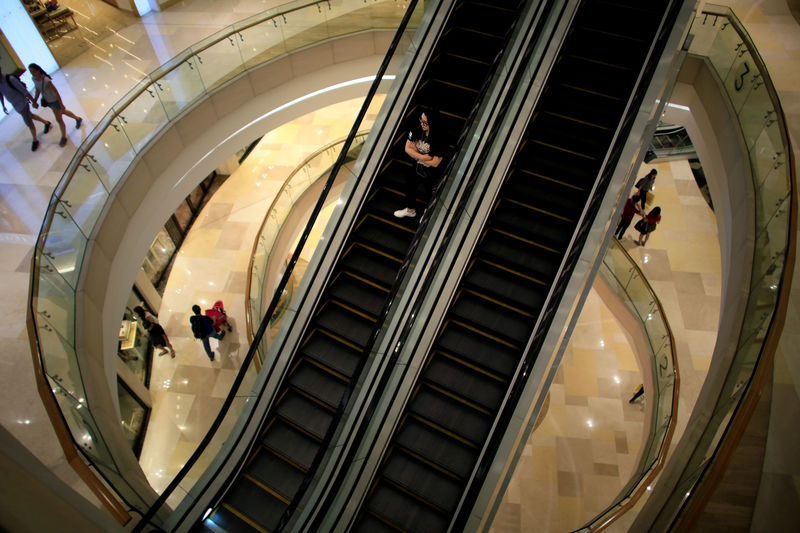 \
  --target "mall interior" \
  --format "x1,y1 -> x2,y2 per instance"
1,0 -> 799,531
